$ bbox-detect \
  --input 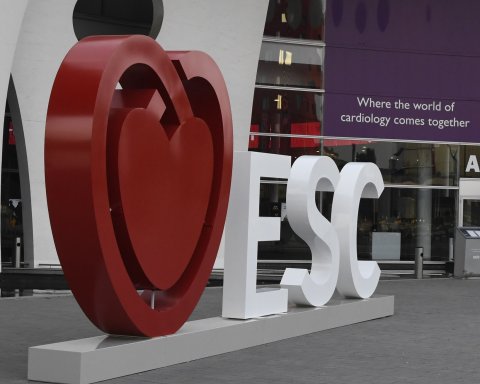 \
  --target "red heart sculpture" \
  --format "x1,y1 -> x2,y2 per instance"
45,36 -> 233,337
